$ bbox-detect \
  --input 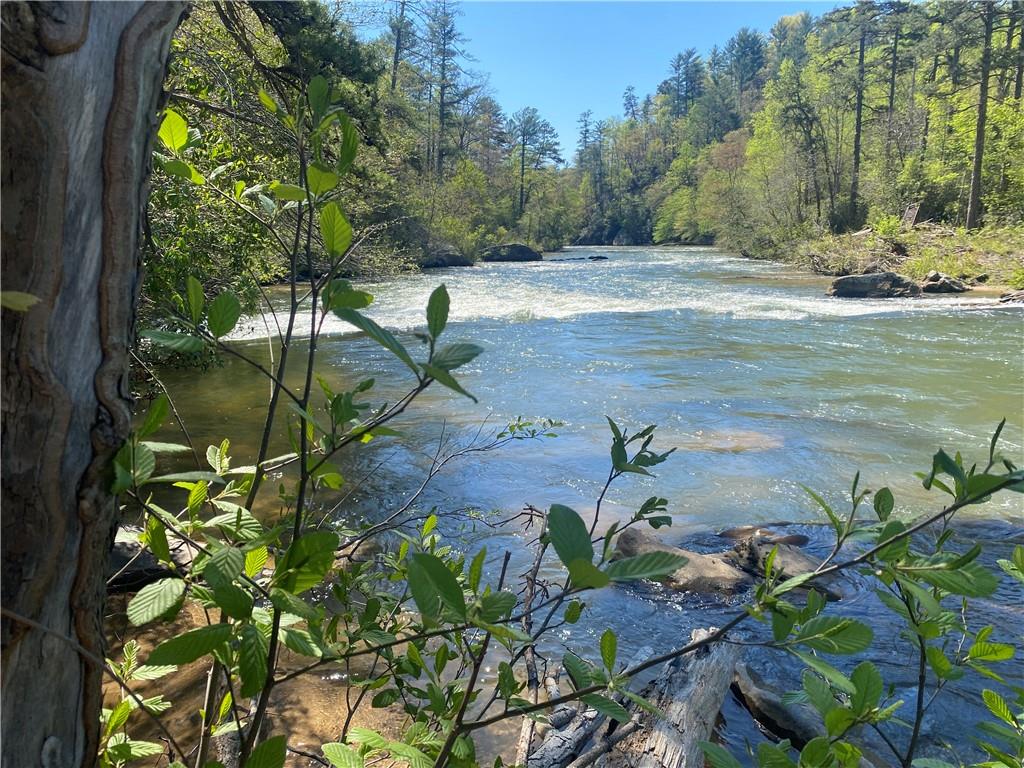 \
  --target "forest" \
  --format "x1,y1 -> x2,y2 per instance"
1,3 -> 1023,768
148,0 -> 1024,300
